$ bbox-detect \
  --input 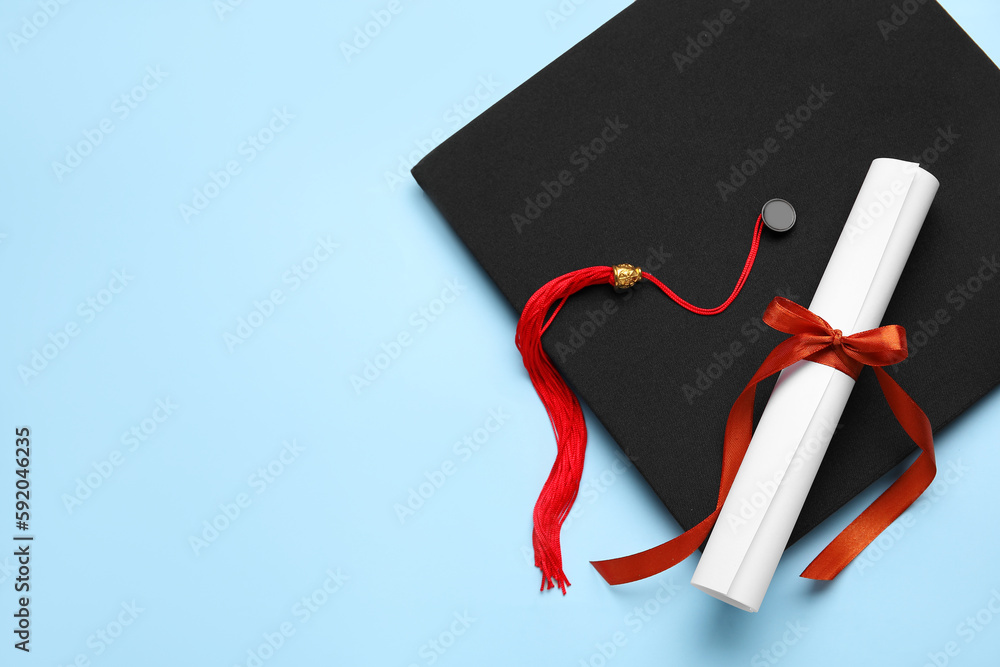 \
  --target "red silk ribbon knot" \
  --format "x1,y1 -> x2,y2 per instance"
591,297 -> 936,585
761,297 -> 909,381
